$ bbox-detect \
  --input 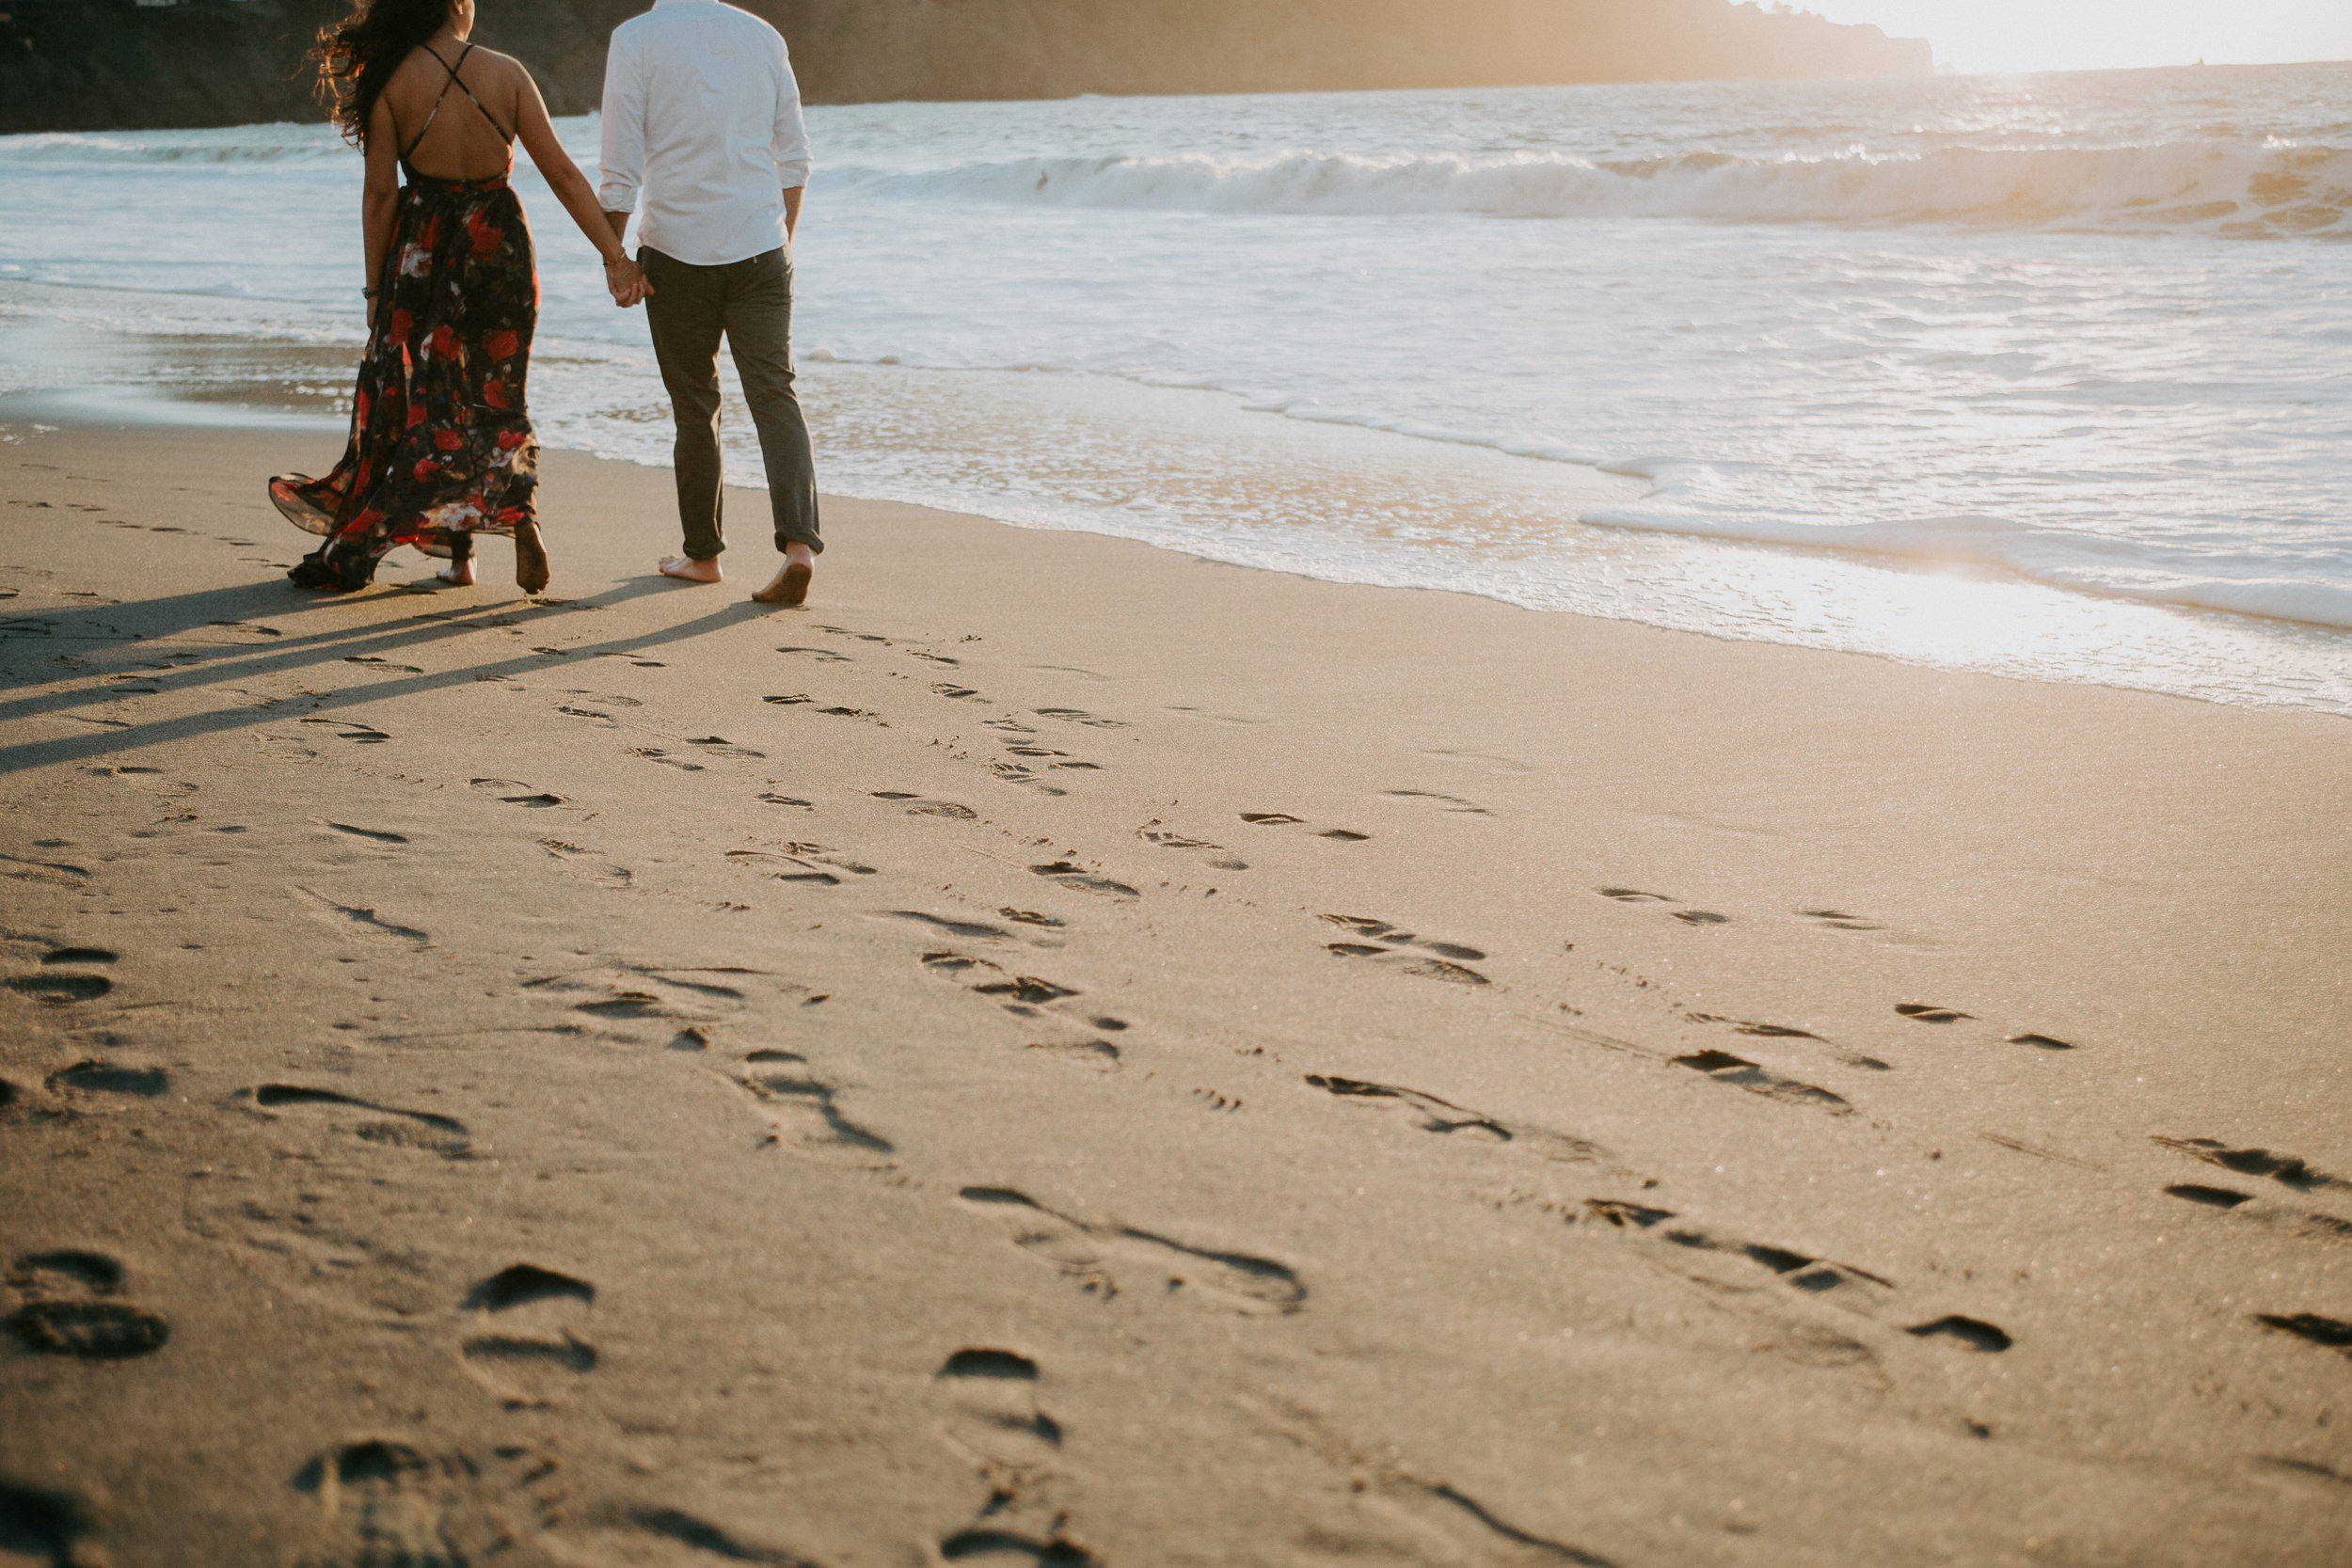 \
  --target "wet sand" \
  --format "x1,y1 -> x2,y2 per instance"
2,418 -> 2348,1567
